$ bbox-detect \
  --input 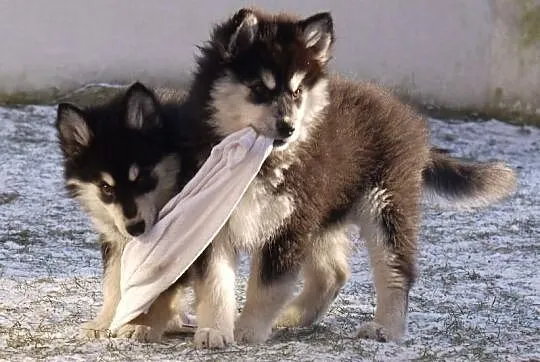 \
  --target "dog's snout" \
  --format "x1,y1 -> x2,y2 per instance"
126,220 -> 146,237
276,121 -> 295,139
